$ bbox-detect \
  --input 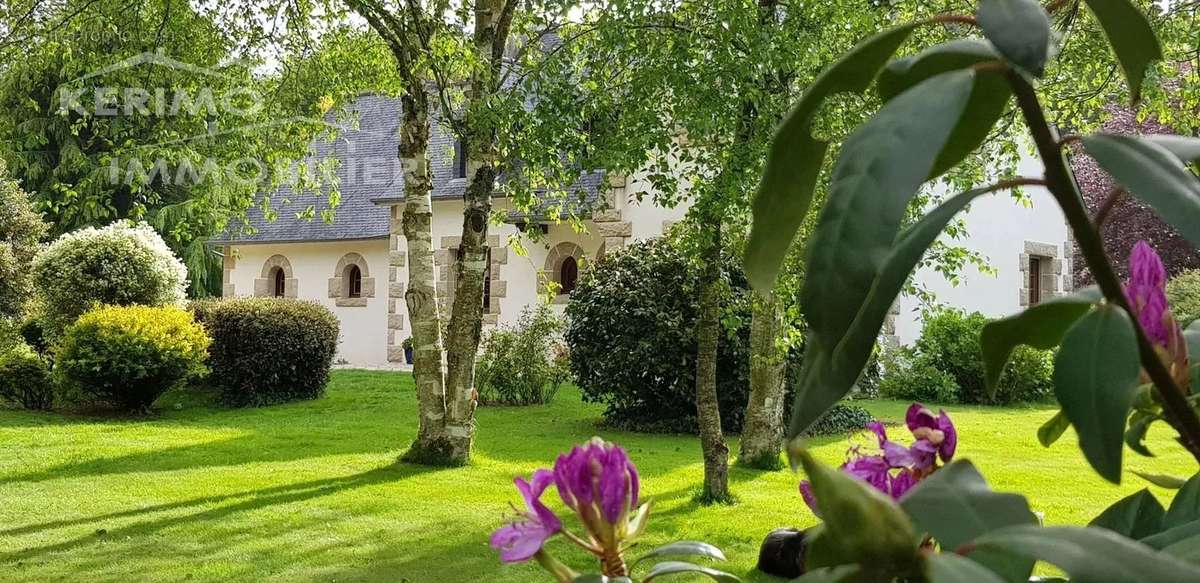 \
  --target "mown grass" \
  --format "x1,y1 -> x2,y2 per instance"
0,370 -> 1190,581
